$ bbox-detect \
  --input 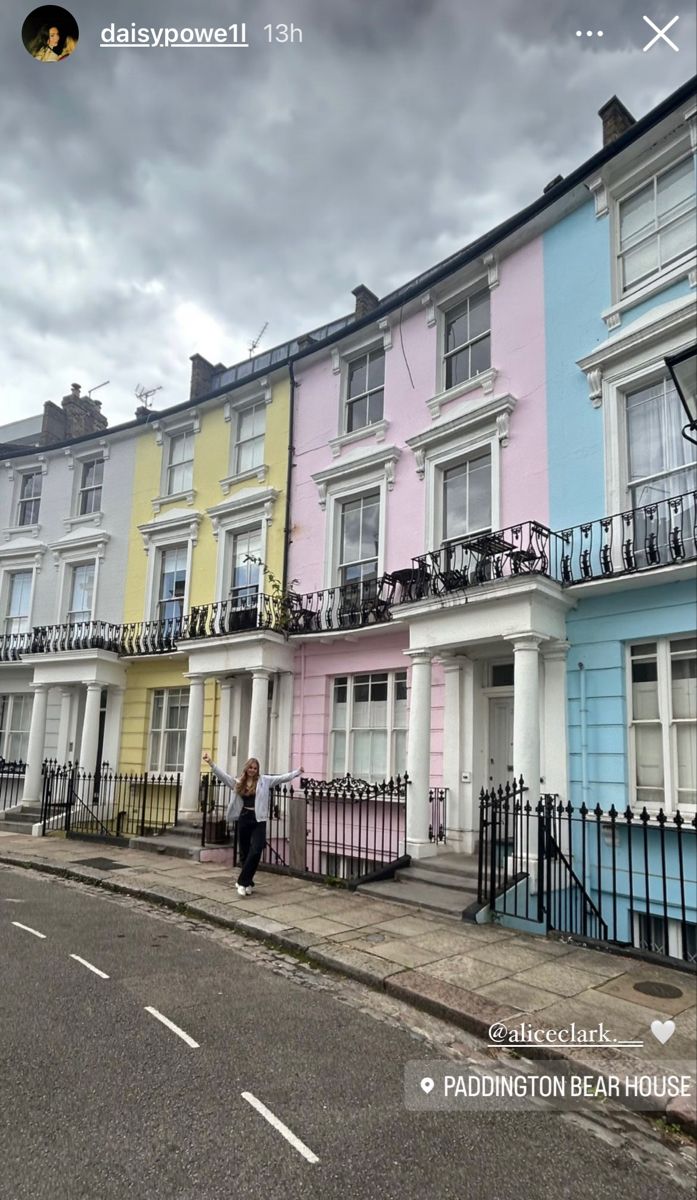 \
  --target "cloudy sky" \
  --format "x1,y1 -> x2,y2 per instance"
1,0 -> 695,427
